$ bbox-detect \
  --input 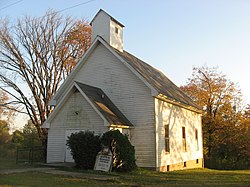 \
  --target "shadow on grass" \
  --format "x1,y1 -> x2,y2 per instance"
53,167 -> 250,186
117,168 -> 250,186
0,161 -> 249,187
